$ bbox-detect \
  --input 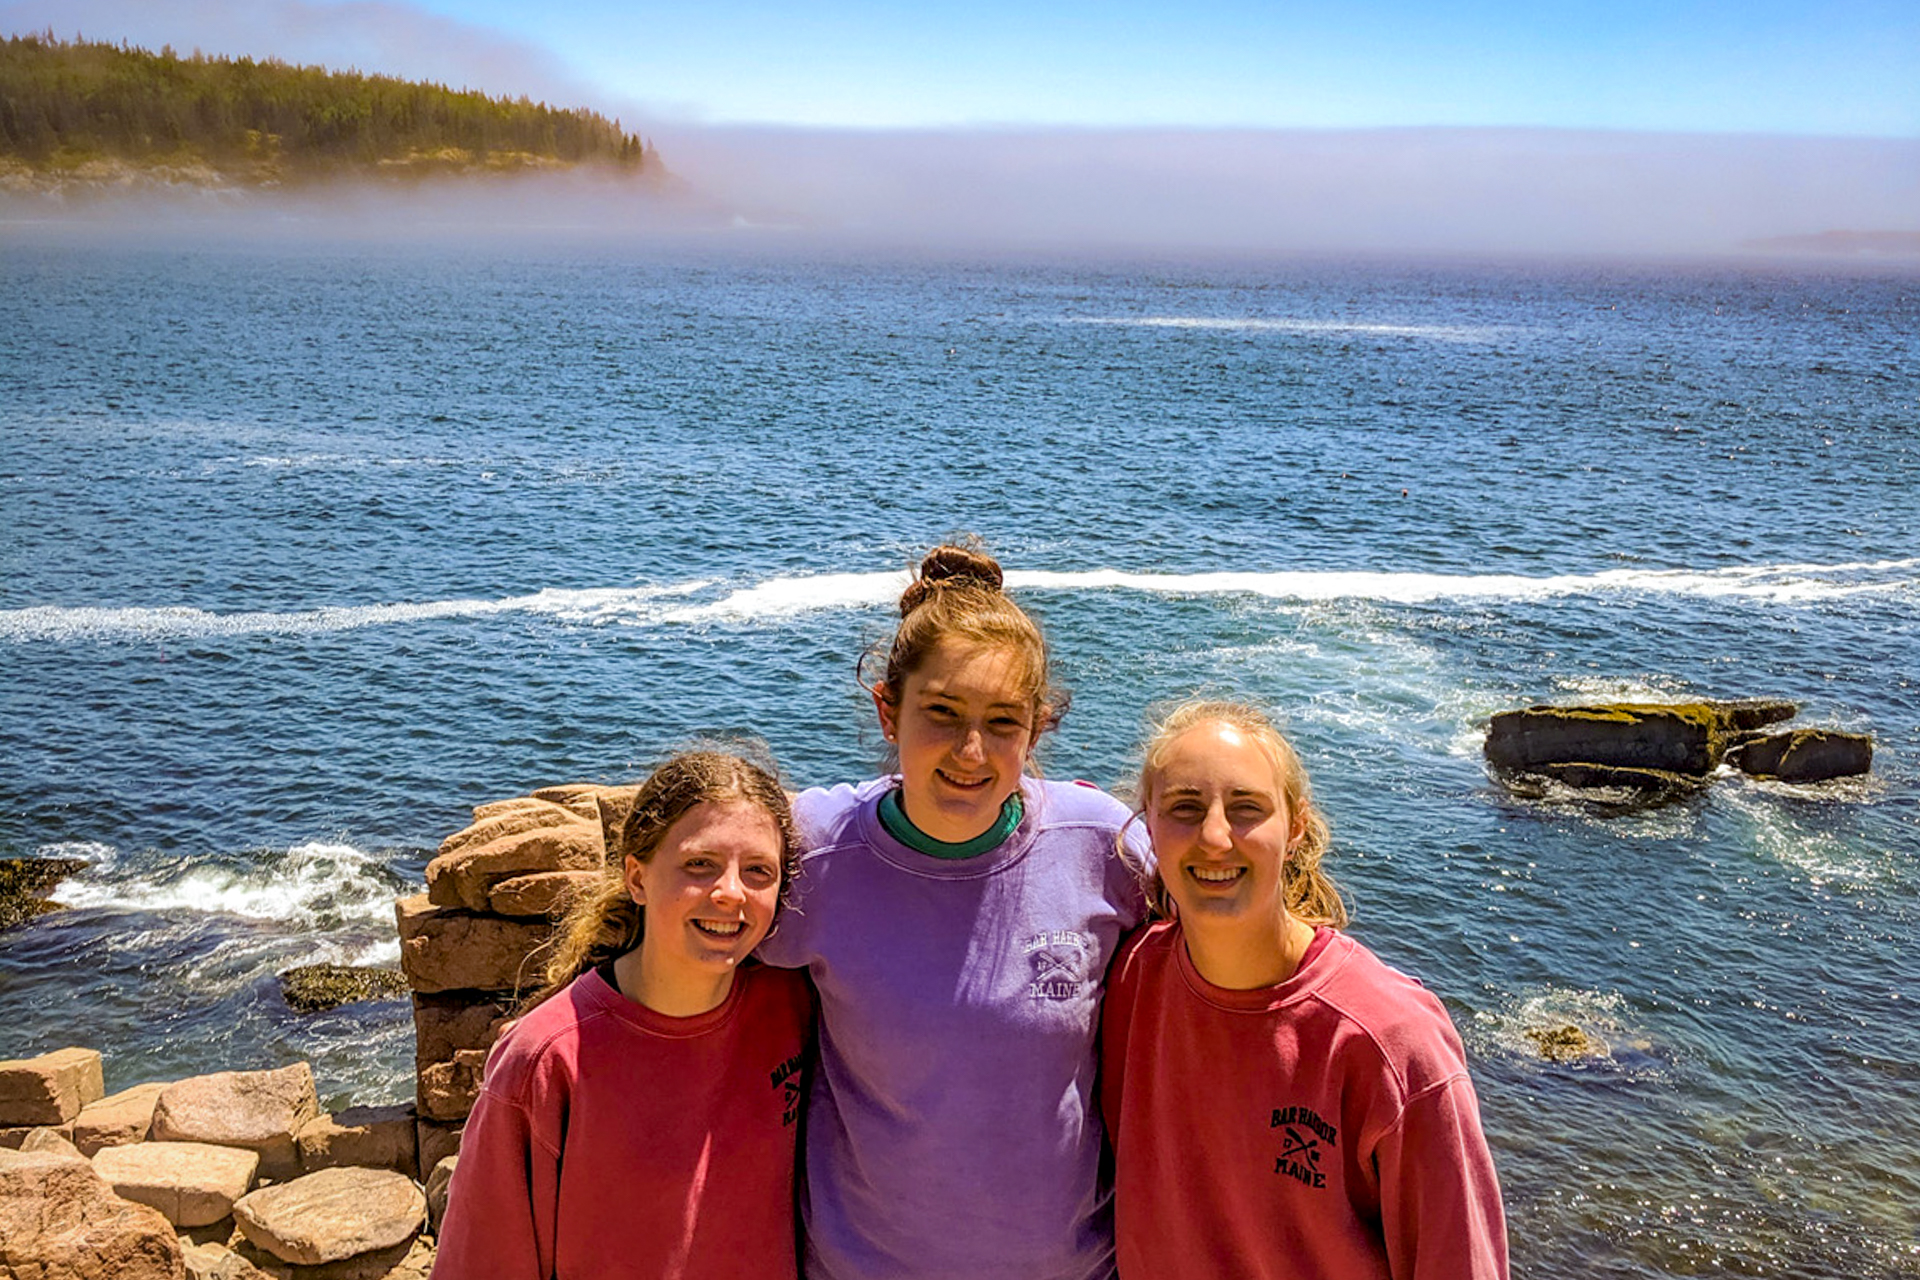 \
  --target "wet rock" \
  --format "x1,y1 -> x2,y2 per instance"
1486,703 -> 1727,776
75,1079 -> 171,1154
424,1154 -> 457,1235
395,896 -> 554,995
296,1104 -> 419,1178
0,1044 -> 106,1125
1727,729 -> 1873,782
0,1146 -> 186,1279
150,1064 -> 319,1182
278,964 -> 410,1014
93,1140 -> 260,1227
1525,1023 -> 1607,1062
0,855 -> 86,929
232,1166 -> 426,1266
1529,761 -> 1710,794
425,799 -> 605,913
1710,698 -> 1798,733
